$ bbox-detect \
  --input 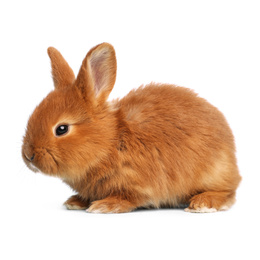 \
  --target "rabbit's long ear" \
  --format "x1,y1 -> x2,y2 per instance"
74,43 -> 117,105
47,47 -> 75,90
